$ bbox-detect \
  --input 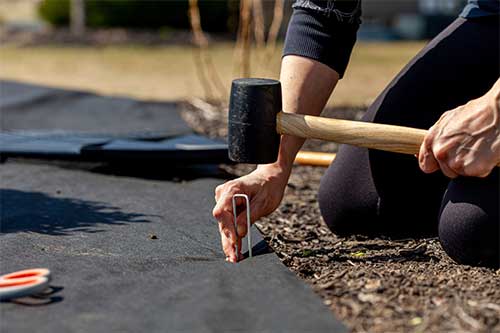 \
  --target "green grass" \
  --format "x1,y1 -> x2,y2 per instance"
0,41 -> 426,107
